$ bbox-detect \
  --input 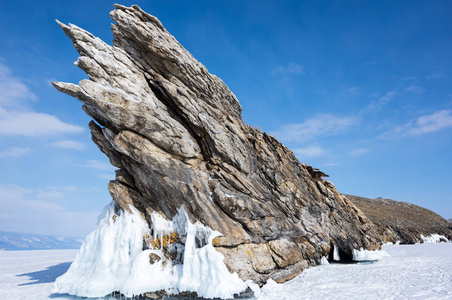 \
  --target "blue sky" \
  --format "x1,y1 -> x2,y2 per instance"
0,1 -> 451,237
